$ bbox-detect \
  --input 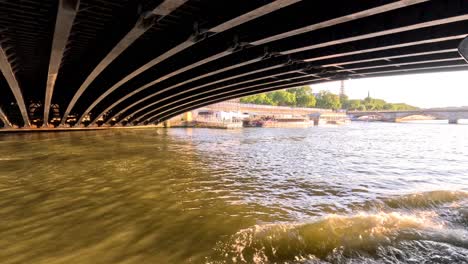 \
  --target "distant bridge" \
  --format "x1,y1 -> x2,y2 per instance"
0,1 -> 467,129
201,101 -> 333,116
348,107 -> 468,124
